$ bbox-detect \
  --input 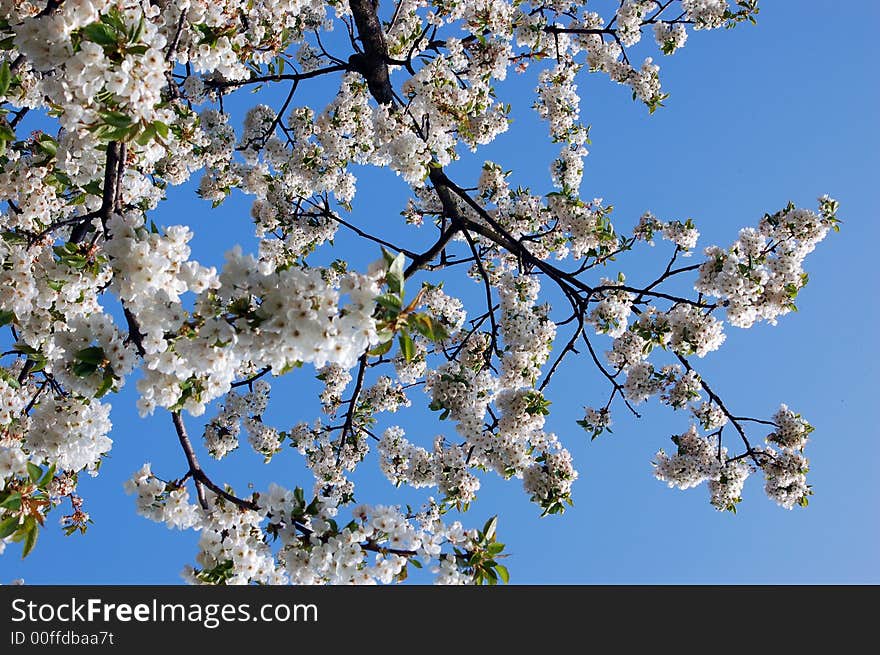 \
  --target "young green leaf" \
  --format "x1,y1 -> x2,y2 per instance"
21,519 -> 38,558
27,462 -> 42,484
0,516 -> 18,540
386,252 -> 406,296
398,331 -> 415,362
0,60 -> 11,97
